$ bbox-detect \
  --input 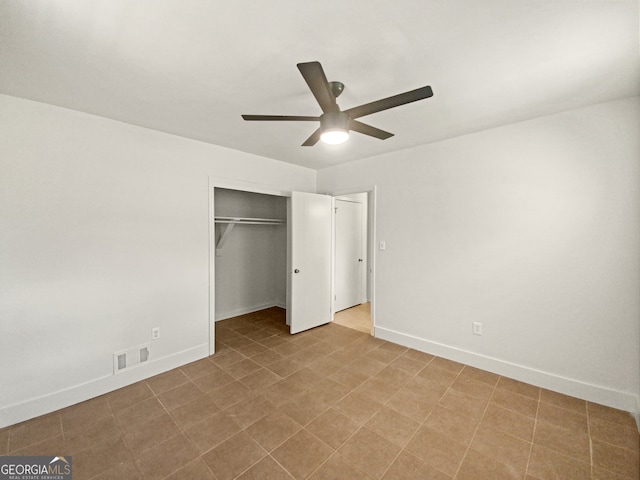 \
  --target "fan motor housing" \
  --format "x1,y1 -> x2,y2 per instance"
320,111 -> 350,132
328,81 -> 344,98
